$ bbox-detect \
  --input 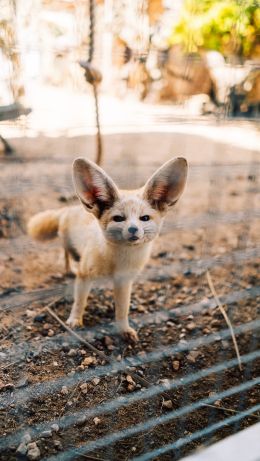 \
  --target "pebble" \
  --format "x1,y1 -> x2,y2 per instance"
92,377 -> 100,386
93,417 -> 101,426
187,351 -> 200,363
172,360 -> 180,371
27,442 -> 41,460
0,382 -> 14,392
34,313 -> 47,323
186,322 -> 197,331
126,375 -> 135,385
80,349 -> 87,356
16,442 -> 28,456
48,329 -> 55,337
162,399 -> 173,409
104,336 -> 114,346
61,386 -> 69,395
61,342 -> 70,352
53,439 -> 63,450
80,383 -> 88,394
40,430 -> 52,438
68,349 -> 77,357
127,384 -> 135,392
81,356 -> 96,367
221,340 -> 229,350
51,424 -> 60,433
77,365 -> 85,371
26,309 -> 37,317
158,378 -> 170,389
16,378 -> 28,389
67,370 -> 75,377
